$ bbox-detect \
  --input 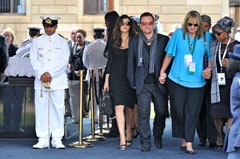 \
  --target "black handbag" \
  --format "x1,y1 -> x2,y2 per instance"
99,91 -> 113,115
